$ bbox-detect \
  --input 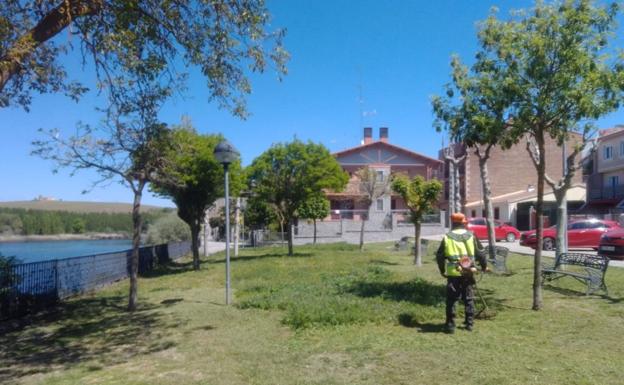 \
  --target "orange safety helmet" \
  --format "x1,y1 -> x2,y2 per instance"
451,212 -> 468,224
